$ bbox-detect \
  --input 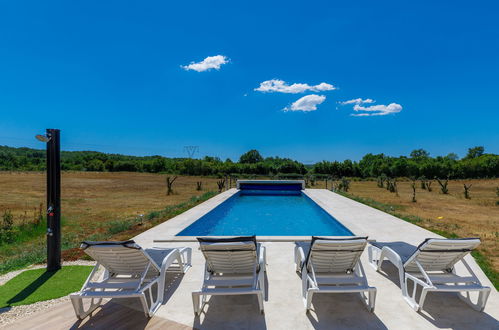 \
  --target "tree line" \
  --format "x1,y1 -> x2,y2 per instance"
0,145 -> 497,179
